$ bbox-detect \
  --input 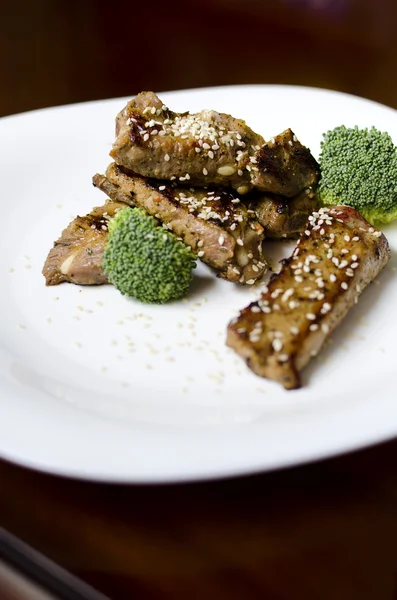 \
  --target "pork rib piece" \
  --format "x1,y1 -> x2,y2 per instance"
110,91 -> 320,196
42,201 -> 124,286
227,206 -> 390,389
93,164 -> 268,284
